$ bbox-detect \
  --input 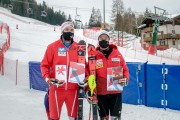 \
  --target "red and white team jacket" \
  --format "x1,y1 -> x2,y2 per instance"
95,44 -> 130,95
41,39 -> 80,90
